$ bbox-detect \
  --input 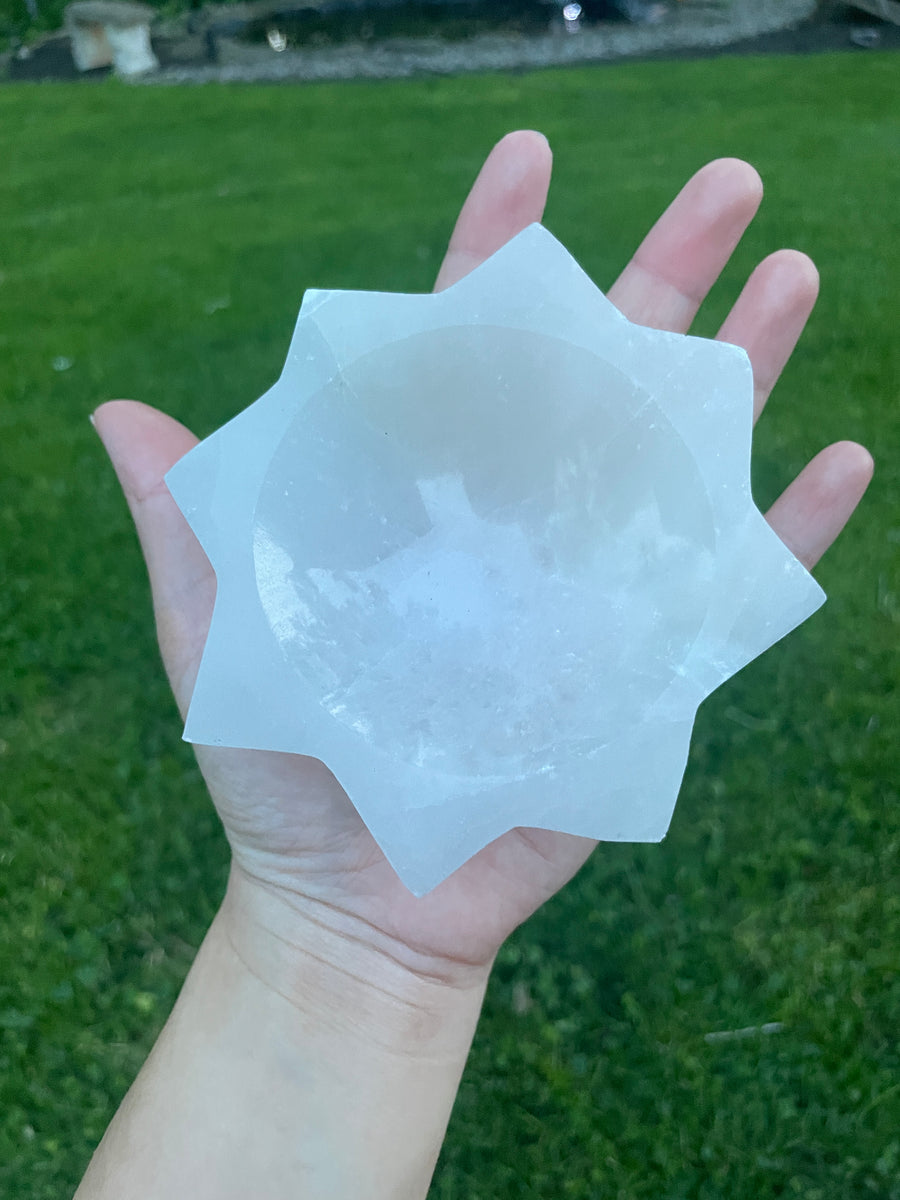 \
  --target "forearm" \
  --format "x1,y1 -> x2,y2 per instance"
75,871 -> 490,1199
